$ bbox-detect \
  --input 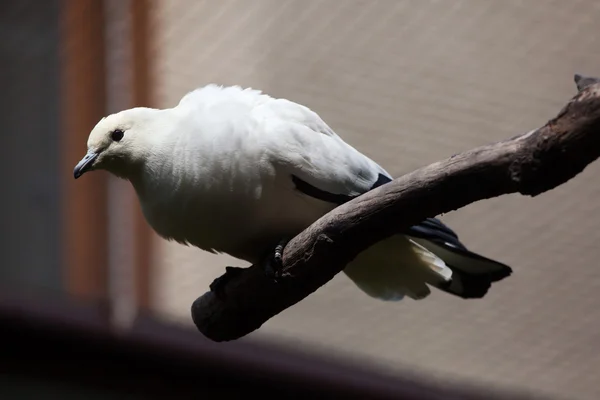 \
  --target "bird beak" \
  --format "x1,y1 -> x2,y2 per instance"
73,150 -> 99,179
